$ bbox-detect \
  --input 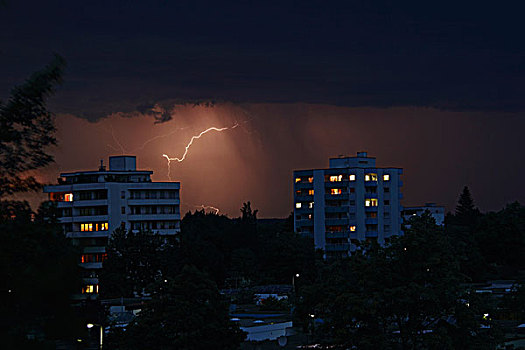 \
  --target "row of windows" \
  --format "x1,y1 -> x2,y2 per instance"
128,206 -> 179,215
296,199 -> 391,209
131,221 -> 179,230
80,222 -> 109,232
324,224 -> 392,233
298,211 -> 391,221
296,186 -> 391,197
80,253 -> 108,263
296,173 -> 391,183
128,190 -> 179,200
